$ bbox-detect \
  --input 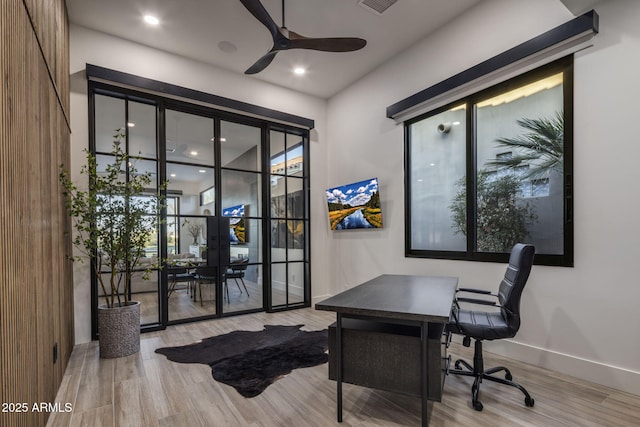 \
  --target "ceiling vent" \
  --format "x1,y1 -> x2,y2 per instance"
357,0 -> 398,15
